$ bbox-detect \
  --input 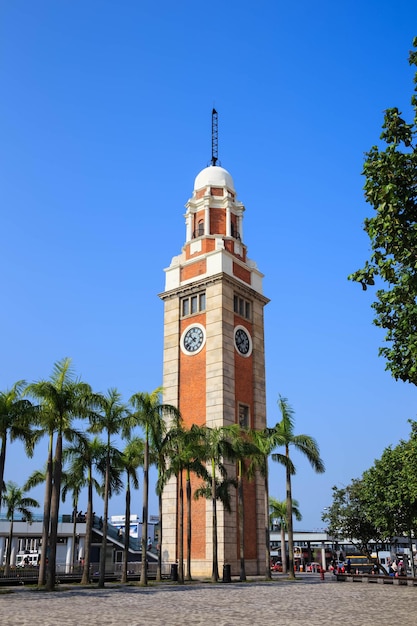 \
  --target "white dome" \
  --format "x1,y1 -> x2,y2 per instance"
194,166 -> 235,192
